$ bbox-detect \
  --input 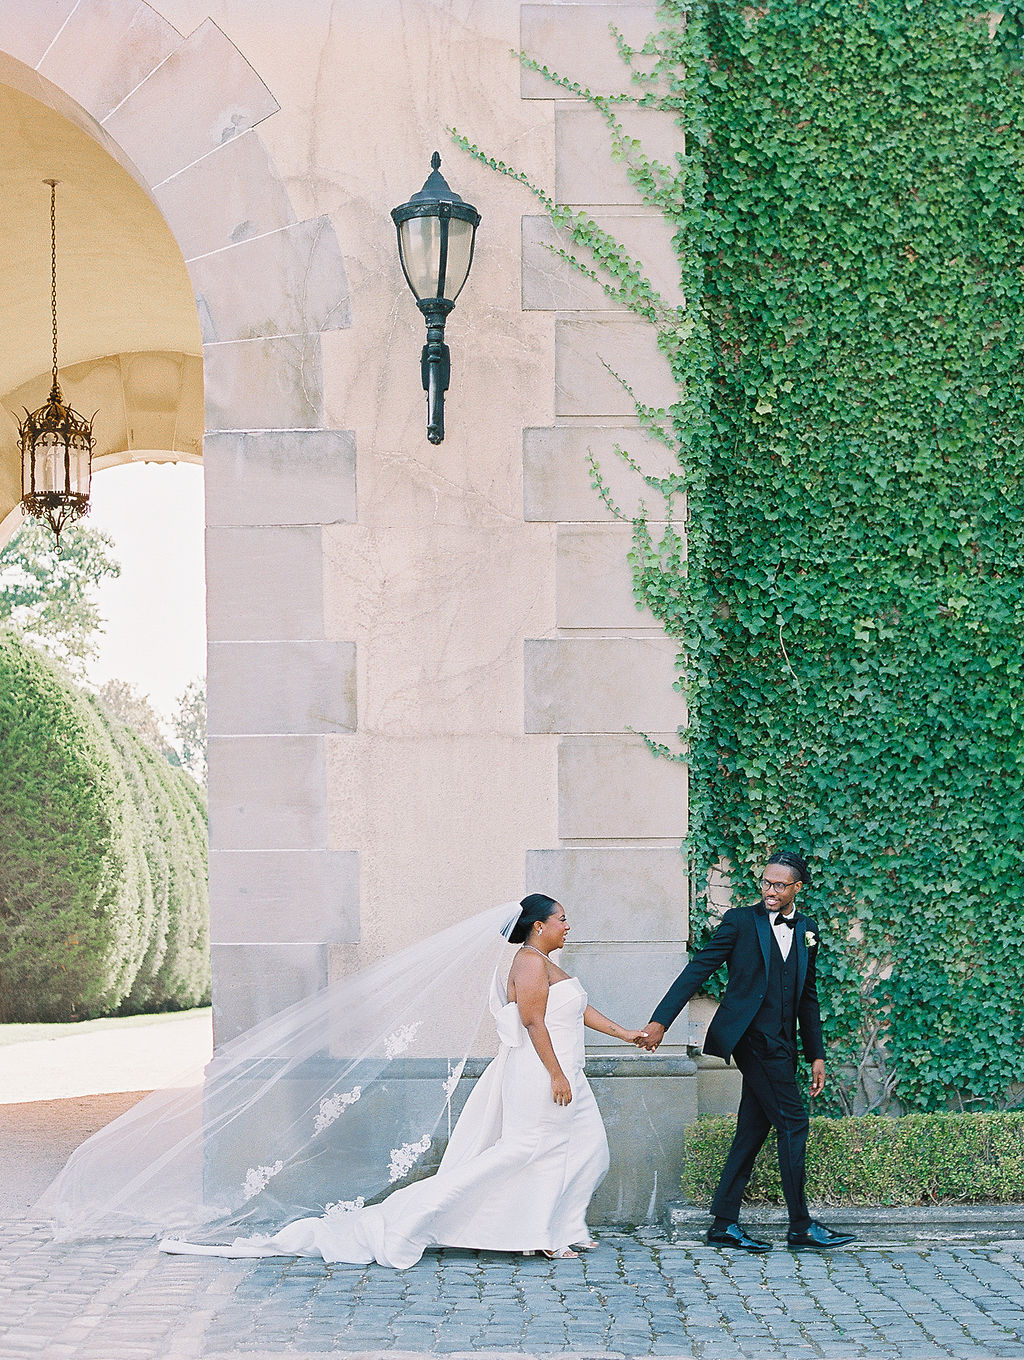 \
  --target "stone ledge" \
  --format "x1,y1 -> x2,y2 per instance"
666,1200 -> 1024,1244
460,1055 -> 696,1079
